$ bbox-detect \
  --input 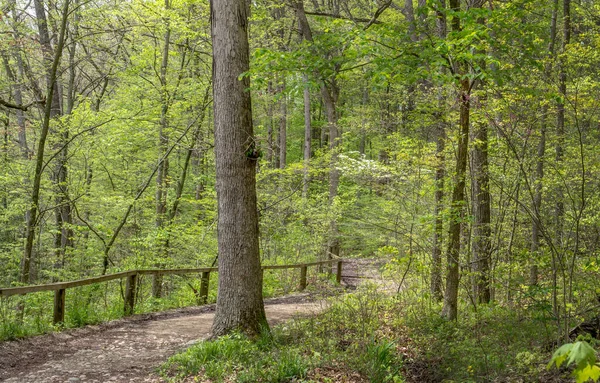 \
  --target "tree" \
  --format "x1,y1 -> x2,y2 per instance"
210,0 -> 268,336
